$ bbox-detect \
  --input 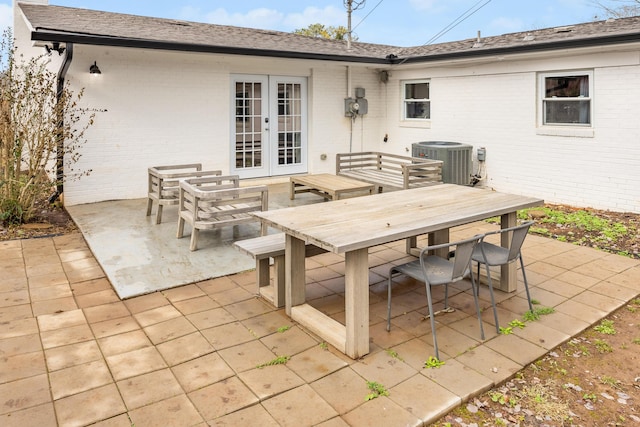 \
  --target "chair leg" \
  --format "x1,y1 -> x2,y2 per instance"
520,256 -> 534,312
176,217 -> 185,238
425,283 -> 439,360
386,272 -> 394,332
443,283 -> 449,309
156,205 -> 163,224
483,263 -> 501,334
470,270 -> 485,340
189,229 -> 199,251
146,198 -> 153,217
